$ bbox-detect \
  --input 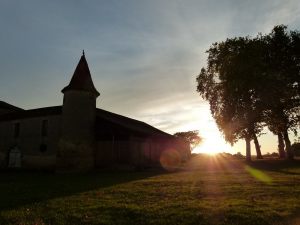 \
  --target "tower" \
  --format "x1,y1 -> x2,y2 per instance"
57,52 -> 100,171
